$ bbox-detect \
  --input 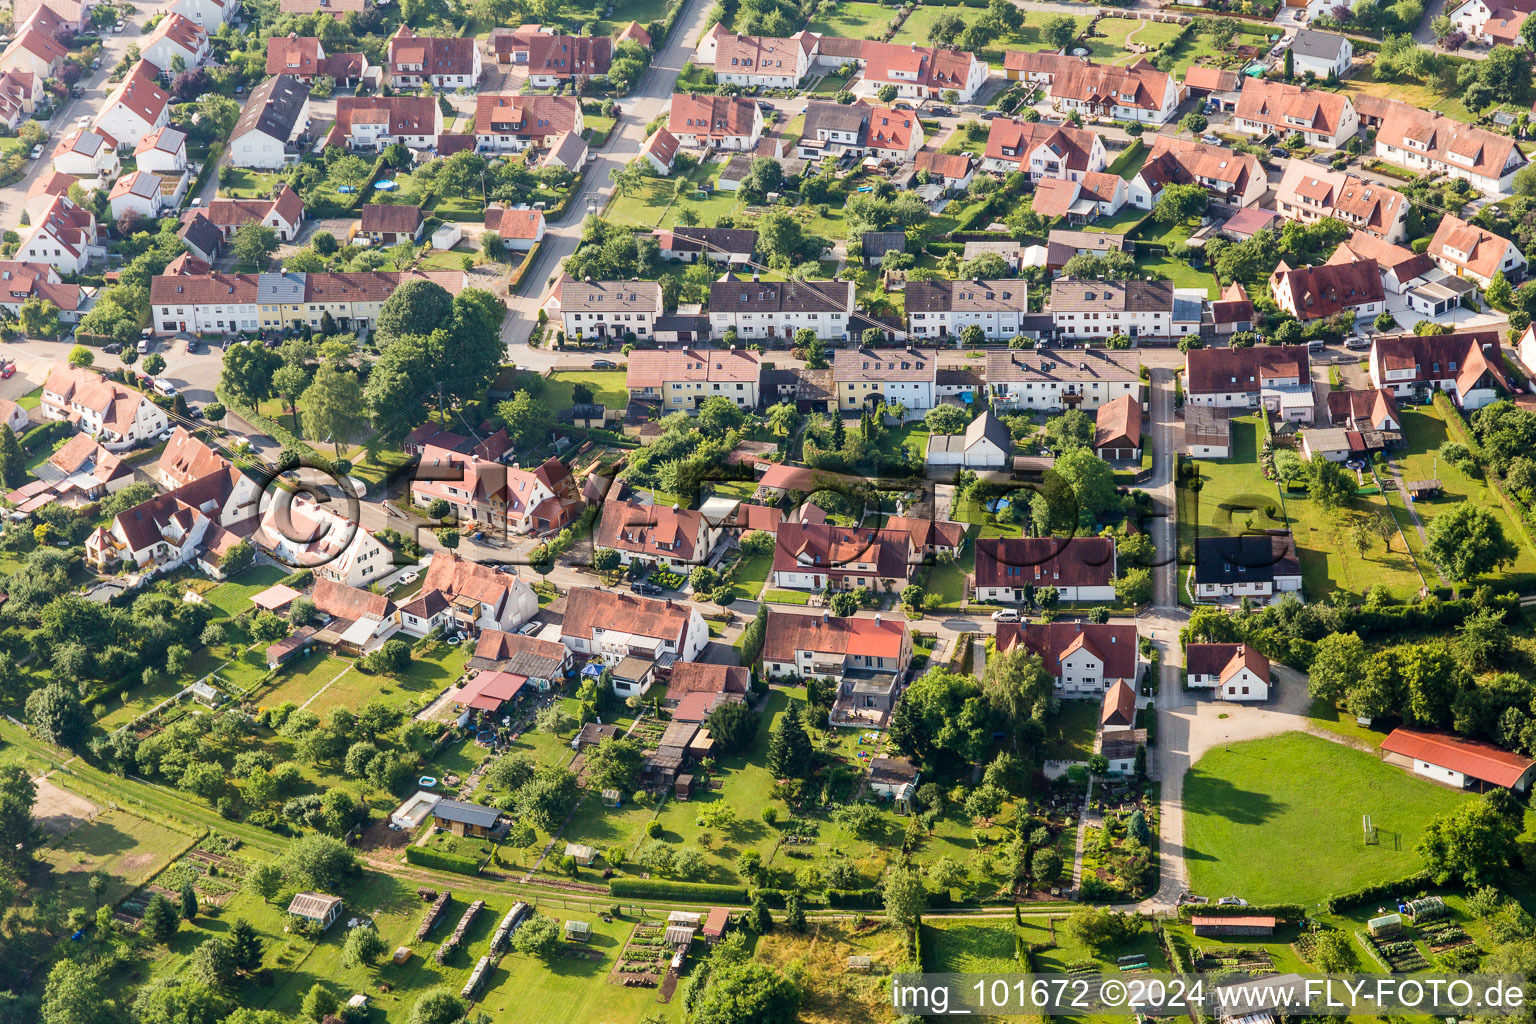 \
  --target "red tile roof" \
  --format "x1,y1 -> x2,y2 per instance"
1380,728 -> 1534,787
667,662 -> 749,697
670,93 -> 758,139
473,93 -> 580,139
974,537 -> 1115,590
1101,680 -> 1136,728
560,587 -> 693,644
1184,344 -> 1309,396
1270,257 -> 1385,320
998,621 -> 1138,680
1095,394 -> 1141,450
761,609 -> 907,661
